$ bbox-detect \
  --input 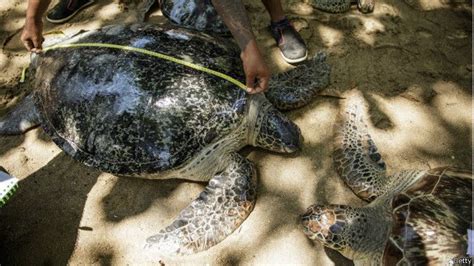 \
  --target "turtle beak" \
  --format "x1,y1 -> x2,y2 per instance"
254,107 -> 302,153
